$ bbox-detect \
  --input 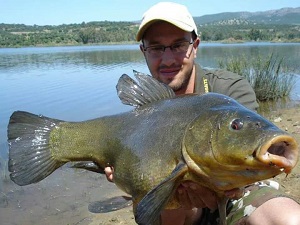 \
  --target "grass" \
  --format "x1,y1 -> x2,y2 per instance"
218,53 -> 296,101
0,156 -> 9,183
0,156 -> 10,207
